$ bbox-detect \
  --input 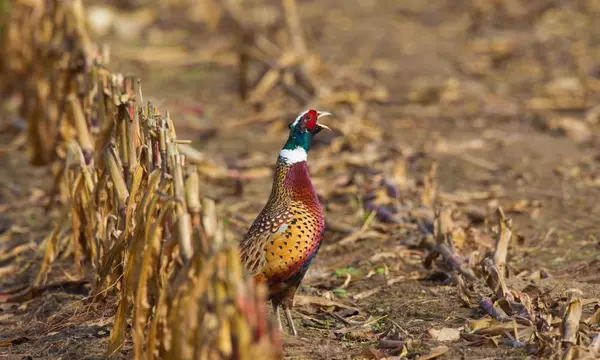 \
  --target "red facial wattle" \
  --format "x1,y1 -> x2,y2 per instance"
303,110 -> 318,131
